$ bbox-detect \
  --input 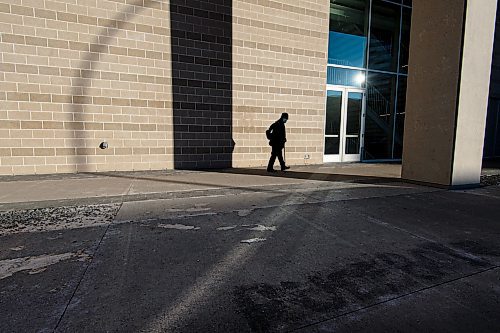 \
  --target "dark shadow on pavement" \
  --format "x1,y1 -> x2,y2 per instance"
84,172 -> 309,196
204,167 -> 402,185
